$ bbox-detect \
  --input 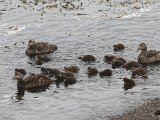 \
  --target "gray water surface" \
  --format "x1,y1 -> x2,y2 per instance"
0,0 -> 160,120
